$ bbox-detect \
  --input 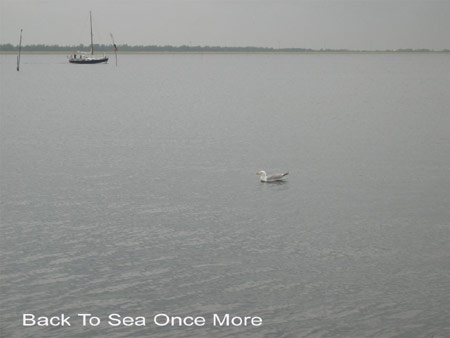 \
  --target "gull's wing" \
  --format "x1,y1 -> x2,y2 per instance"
266,172 -> 289,181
